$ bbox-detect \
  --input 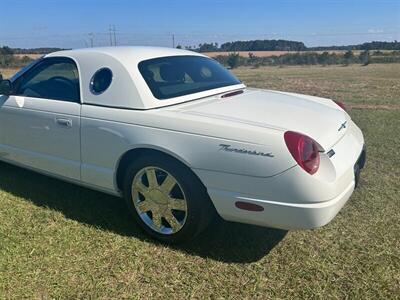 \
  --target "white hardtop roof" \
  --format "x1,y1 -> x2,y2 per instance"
45,46 -> 245,109
46,46 -> 206,64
